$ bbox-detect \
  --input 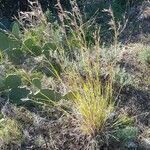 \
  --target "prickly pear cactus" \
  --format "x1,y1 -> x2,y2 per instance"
32,78 -> 41,89
7,48 -> 25,65
33,89 -> 62,103
0,31 -> 10,51
23,38 -> 42,56
9,87 -> 30,105
0,74 -> 30,105
12,22 -> 21,39
0,76 -> 5,90
0,31 -> 21,51
5,74 -> 22,88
